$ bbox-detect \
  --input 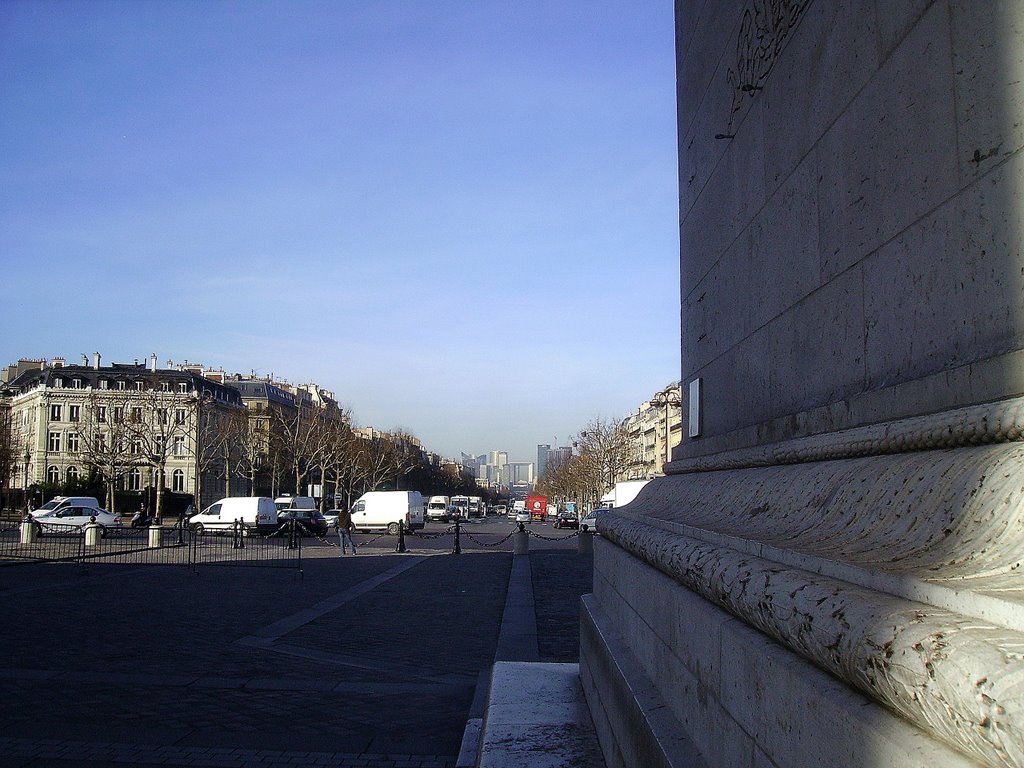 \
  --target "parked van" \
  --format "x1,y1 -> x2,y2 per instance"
426,495 -> 450,522
274,495 -> 316,514
350,491 -> 425,534
189,497 -> 278,534
31,496 -> 101,518
450,495 -> 469,520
